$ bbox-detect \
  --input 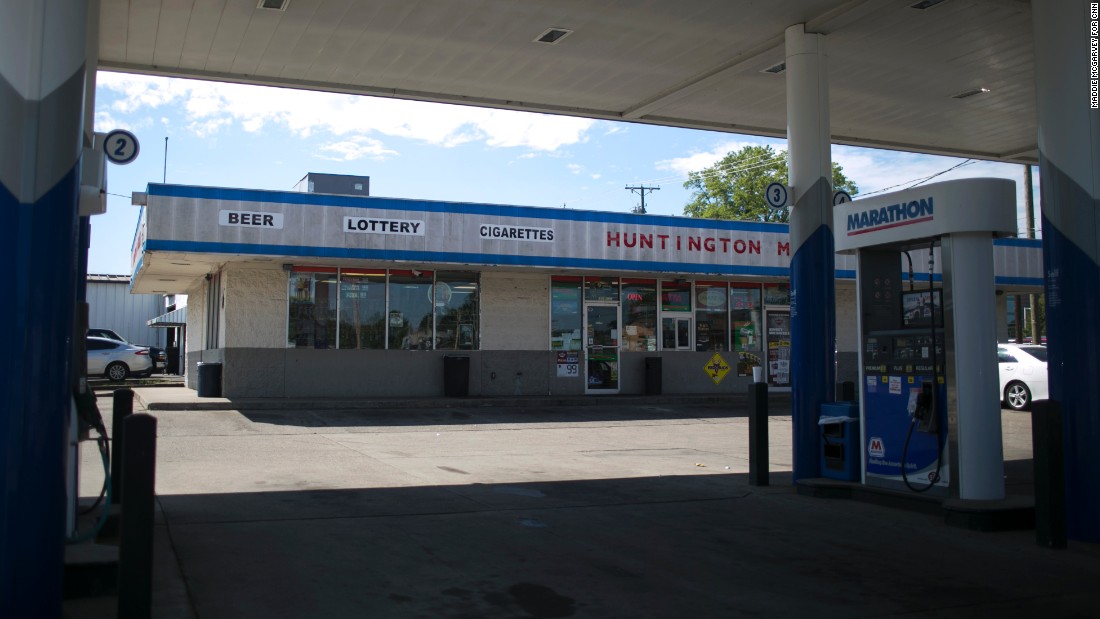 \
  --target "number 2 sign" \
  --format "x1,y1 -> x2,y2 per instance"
103,129 -> 140,165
